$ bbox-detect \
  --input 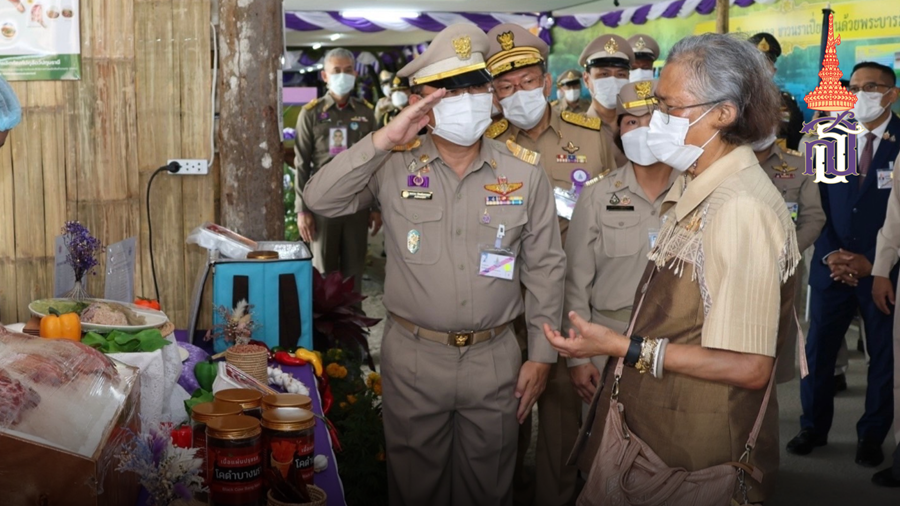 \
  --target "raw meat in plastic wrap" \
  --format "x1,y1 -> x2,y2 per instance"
0,326 -> 138,458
